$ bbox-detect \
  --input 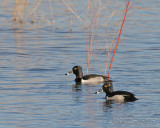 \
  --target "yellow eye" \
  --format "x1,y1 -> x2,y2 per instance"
104,85 -> 107,88
74,67 -> 77,70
